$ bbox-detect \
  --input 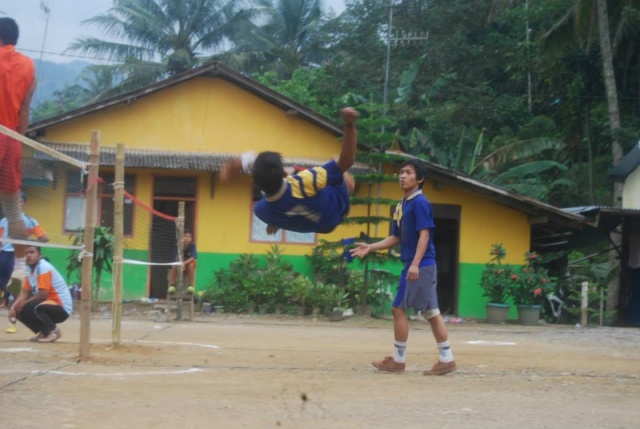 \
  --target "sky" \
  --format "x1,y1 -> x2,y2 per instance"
1,0 -> 346,64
